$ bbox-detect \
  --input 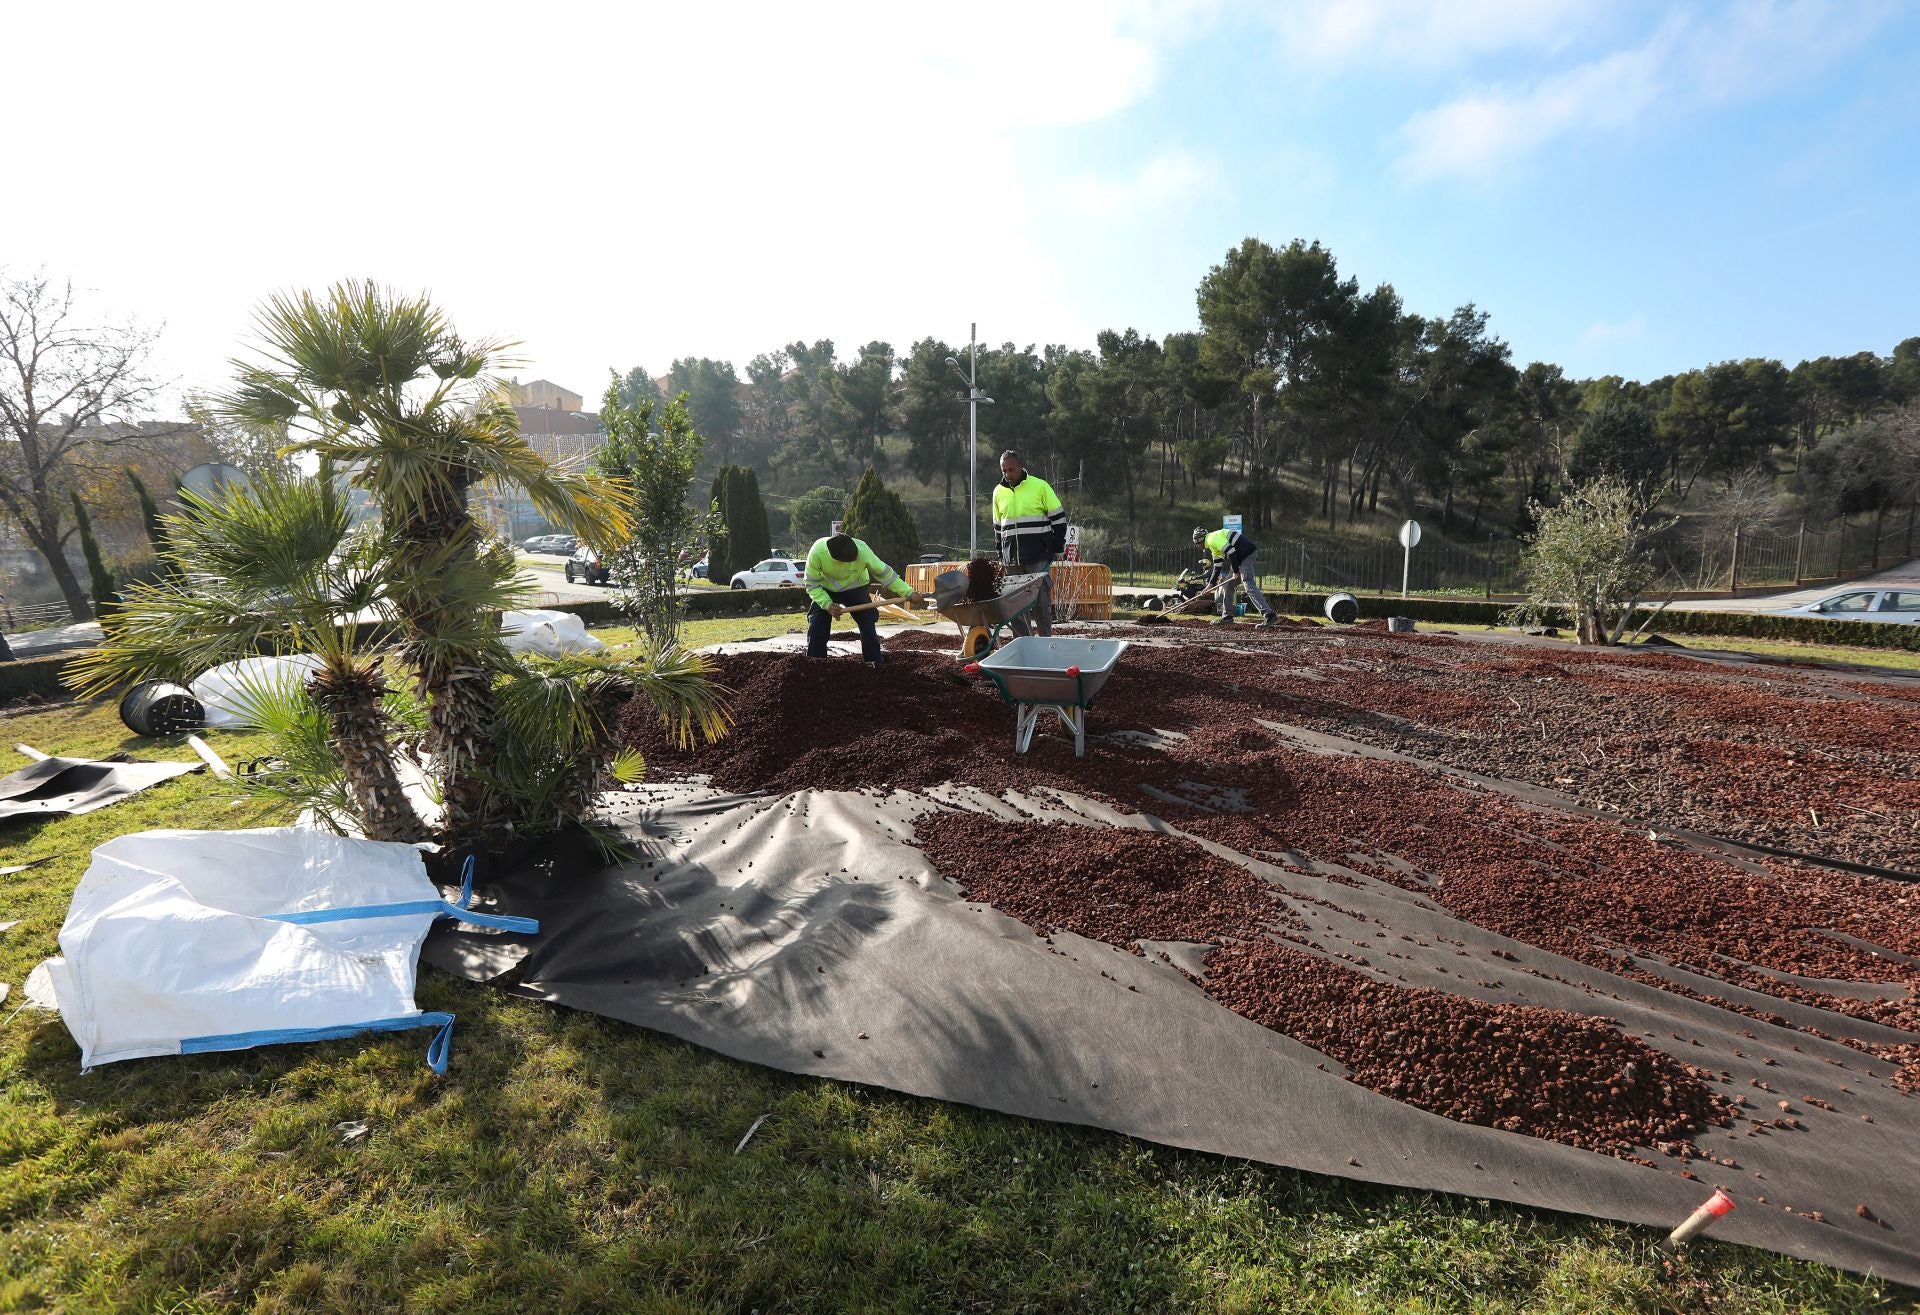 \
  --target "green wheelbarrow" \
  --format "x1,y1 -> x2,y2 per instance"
967,636 -> 1130,757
